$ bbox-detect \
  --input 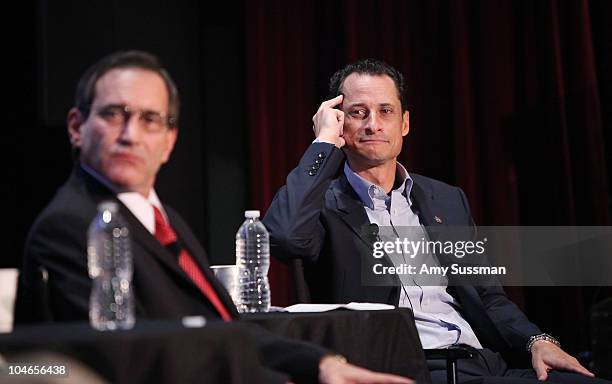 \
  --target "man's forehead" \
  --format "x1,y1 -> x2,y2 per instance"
93,68 -> 169,108
341,73 -> 400,104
